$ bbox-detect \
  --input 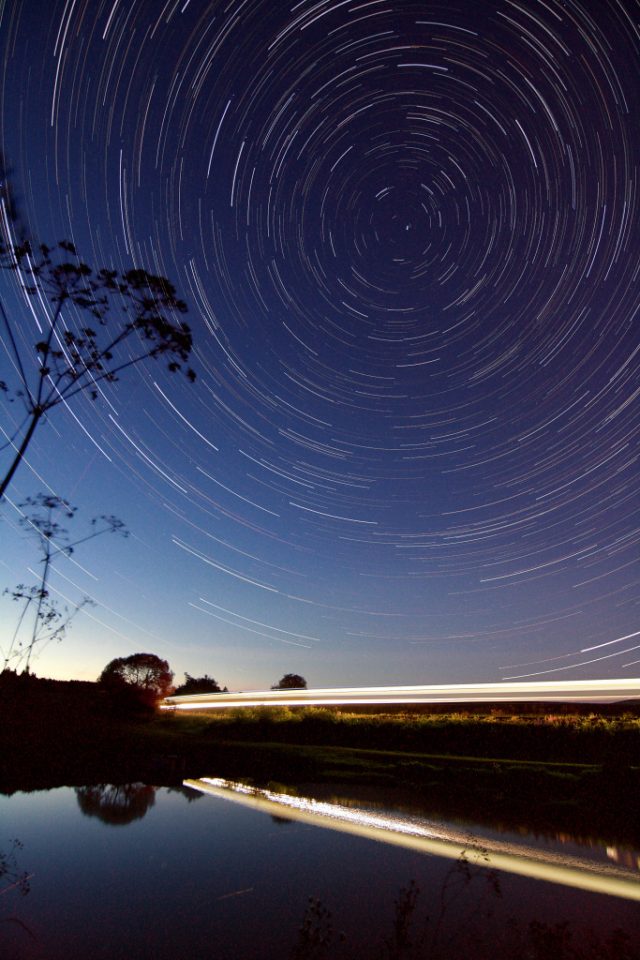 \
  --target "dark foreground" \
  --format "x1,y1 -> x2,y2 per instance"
2,673 -> 639,848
